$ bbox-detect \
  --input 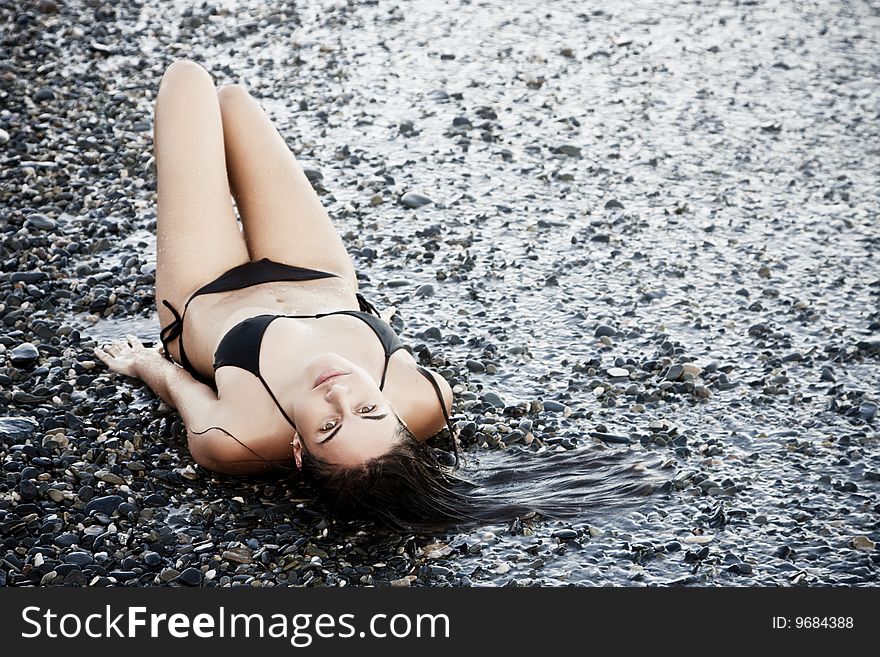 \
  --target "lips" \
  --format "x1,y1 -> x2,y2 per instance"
313,368 -> 346,388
